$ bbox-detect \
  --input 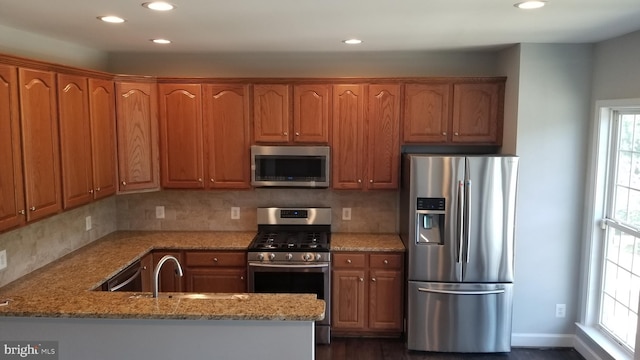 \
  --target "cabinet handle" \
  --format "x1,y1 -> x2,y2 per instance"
369,180 -> 373,183
295,132 -> 300,136
198,178 -> 203,182
89,189 -> 94,194
210,178 -> 215,183
18,210 -> 25,215
442,132 -> 447,136
359,277 -> 364,282
357,179 -> 362,183
384,259 -> 389,265
213,258 -> 218,263
371,278 -> 377,282
283,131 -> 288,136
454,132 -> 459,136
347,259 -> 352,264
96,187 -> 101,192
240,276 -> 244,280
121,181 -> 127,186
29,207 -> 36,211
